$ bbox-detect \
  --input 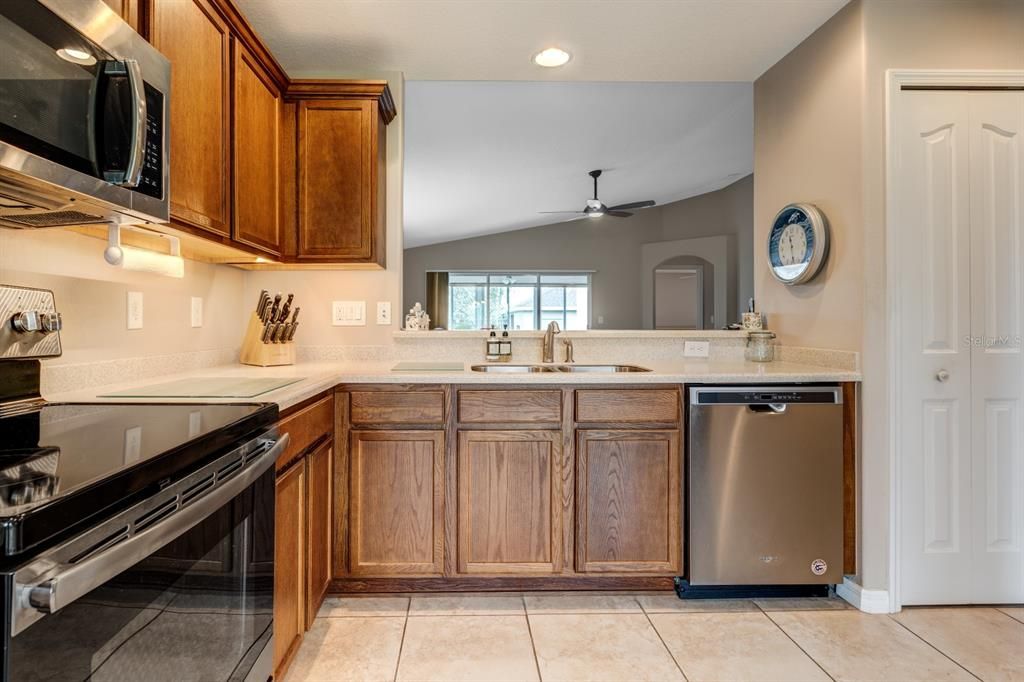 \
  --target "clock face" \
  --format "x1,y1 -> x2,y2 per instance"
768,204 -> 828,285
